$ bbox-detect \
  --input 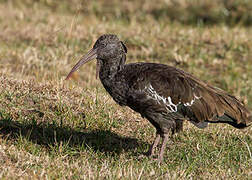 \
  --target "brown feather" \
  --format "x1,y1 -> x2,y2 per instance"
123,63 -> 251,128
